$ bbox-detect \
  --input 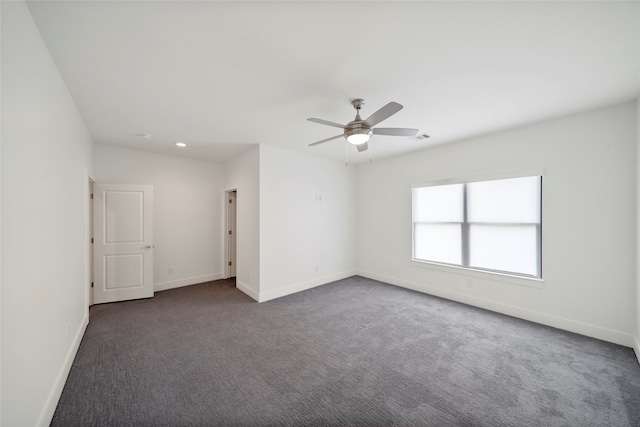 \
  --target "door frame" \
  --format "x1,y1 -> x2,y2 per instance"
225,189 -> 237,279
86,175 -> 95,307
